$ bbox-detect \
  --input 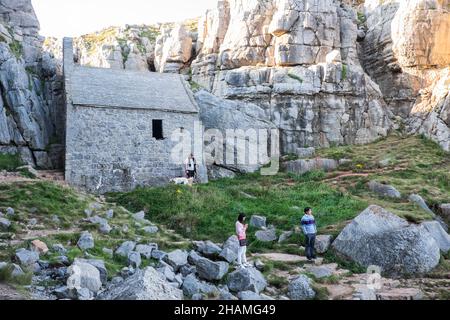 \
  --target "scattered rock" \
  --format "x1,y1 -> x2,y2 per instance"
99,222 -> 112,234
250,215 -> 267,229
378,158 -> 391,167
89,202 -> 103,211
67,260 -> 102,293
409,194 -> 434,215
135,244 -> 155,259
196,257 -> 229,281
194,240 -> 222,258
304,265 -> 334,279
151,250 -> 167,260
367,181 -> 401,199
31,240 -> 49,254
295,147 -> 316,158
10,264 -> 25,278
254,259 -> 265,271
207,165 -> 236,180
278,231 -> 294,243
255,228 -> 277,242
133,211 -> 146,222
51,215 -> 60,224
439,204 -> 450,217
288,275 -> 316,300
142,226 -> 159,234
128,251 -> 142,268
187,250 -> 202,265
115,241 -> 136,258
421,221 -> 450,253
157,264 -> 176,282
164,249 -> 188,271
227,267 -> 267,293
74,258 -> 108,285
98,267 -> 183,300
332,205 -> 440,276
77,232 -> 94,251
219,248 -> 237,263
376,288 -> 424,300
240,191 -> 256,199
180,264 -> 196,277
28,218 -> 38,227
238,291 -> 264,300
6,207 -> 14,216
53,286 -> 70,299
284,158 -> 338,174
314,235 -> 333,254
84,209 -> 92,217
222,235 -> 240,253
189,293 -> 204,301
0,217 -> 11,230
15,248 -> 39,267
105,209 -> 114,219
182,274 -> 218,297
